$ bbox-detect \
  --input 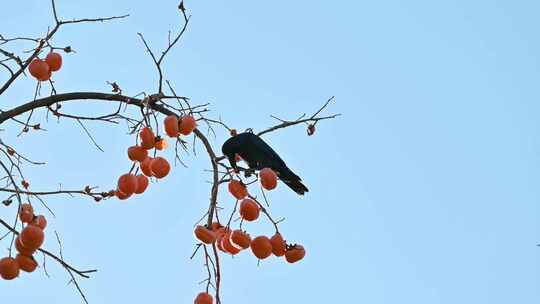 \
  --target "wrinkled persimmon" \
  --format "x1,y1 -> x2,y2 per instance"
307,124 -> 315,136
285,244 -> 305,263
